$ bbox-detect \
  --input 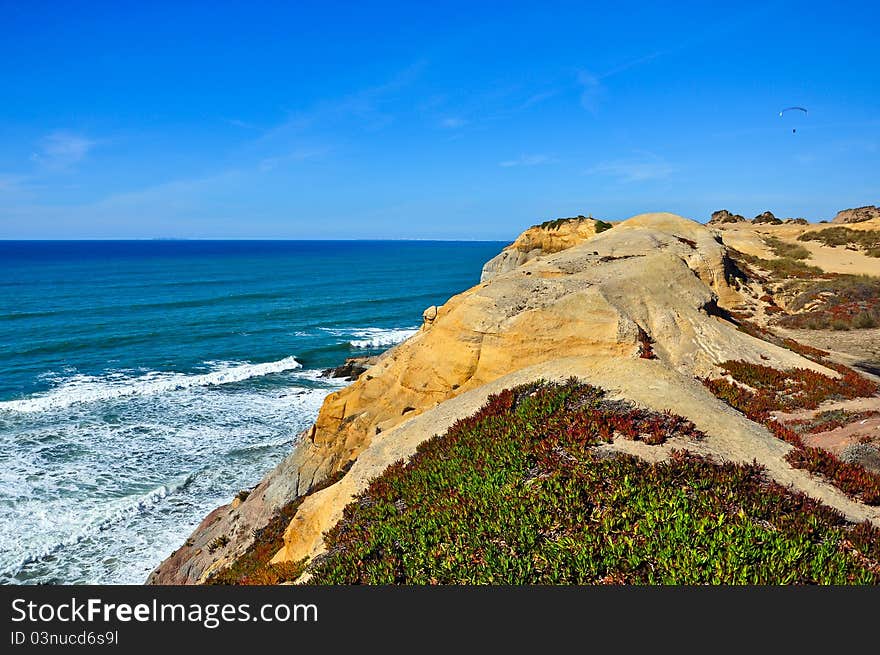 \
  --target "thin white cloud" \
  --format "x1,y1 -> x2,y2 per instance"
499,154 -> 553,168
259,60 -> 427,144
31,131 -> 97,170
588,153 -> 675,182
0,169 -> 246,237
258,147 -> 329,172
520,90 -> 558,110
440,117 -> 467,129
577,71 -> 604,112
224,118 -> 259,130
599,49 -> 668,79
575,53 -> 659,113
574,8 -> 771,113
92,170 -> 242,208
